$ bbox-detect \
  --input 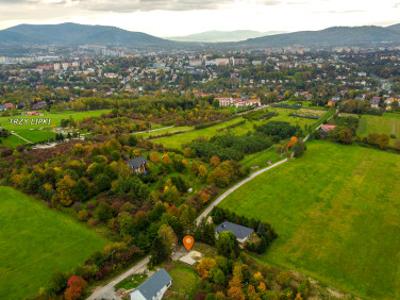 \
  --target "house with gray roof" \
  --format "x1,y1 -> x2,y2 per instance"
216,221 -> 254,244
130,269 -> 172,300
127,157 -> 147,174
